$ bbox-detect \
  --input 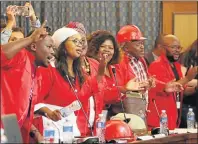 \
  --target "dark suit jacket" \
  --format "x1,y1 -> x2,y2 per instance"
145,52 -> 155,65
